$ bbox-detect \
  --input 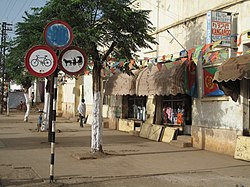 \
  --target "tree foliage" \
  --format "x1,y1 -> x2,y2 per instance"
6,0 -> 156,152
6,0 -> 156,85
